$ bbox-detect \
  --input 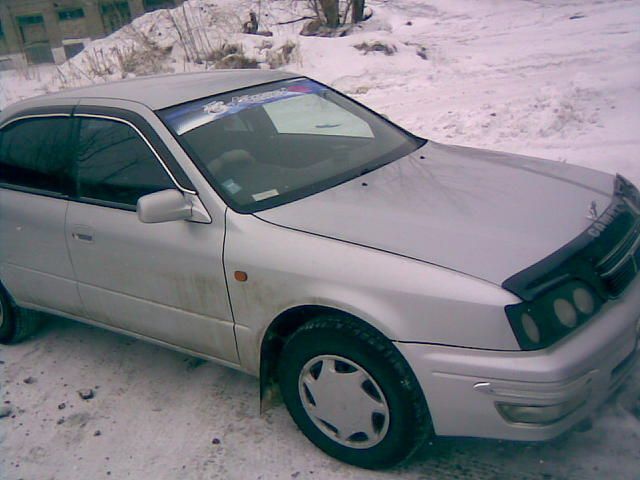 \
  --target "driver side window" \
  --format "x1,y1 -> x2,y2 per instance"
75,117 -> 174,207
